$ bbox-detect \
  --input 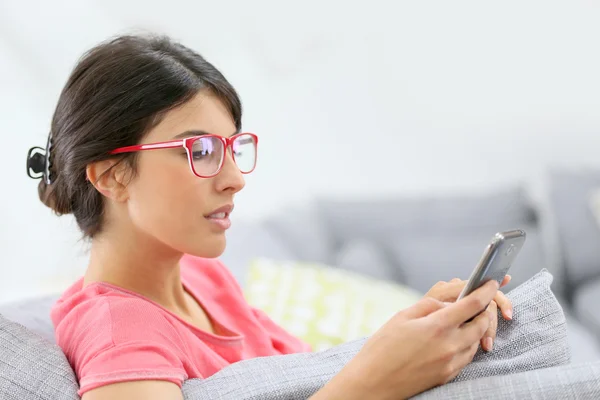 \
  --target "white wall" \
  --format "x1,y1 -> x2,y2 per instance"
1,0 -> 599,303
